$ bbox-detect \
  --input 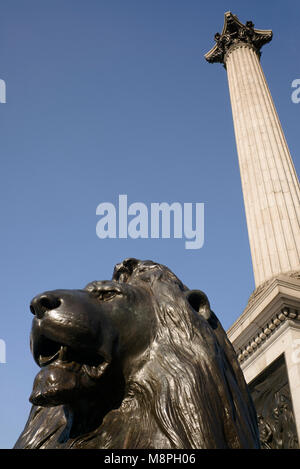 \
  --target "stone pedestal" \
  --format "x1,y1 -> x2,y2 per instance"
227,273 -> 300,446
